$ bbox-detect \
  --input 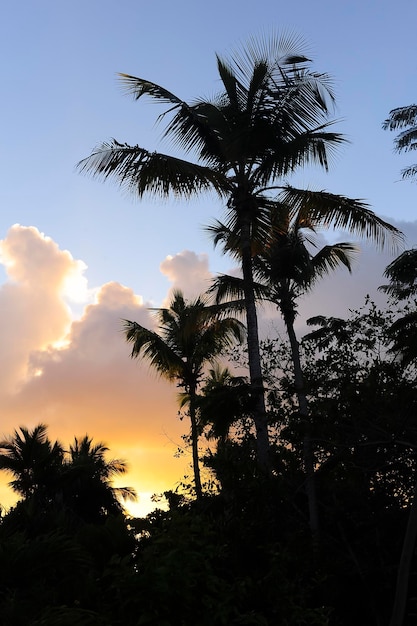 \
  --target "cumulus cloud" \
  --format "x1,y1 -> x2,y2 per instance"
160,250 -> 212,301
0,226 -> 194,516
0,225 -> 79,393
